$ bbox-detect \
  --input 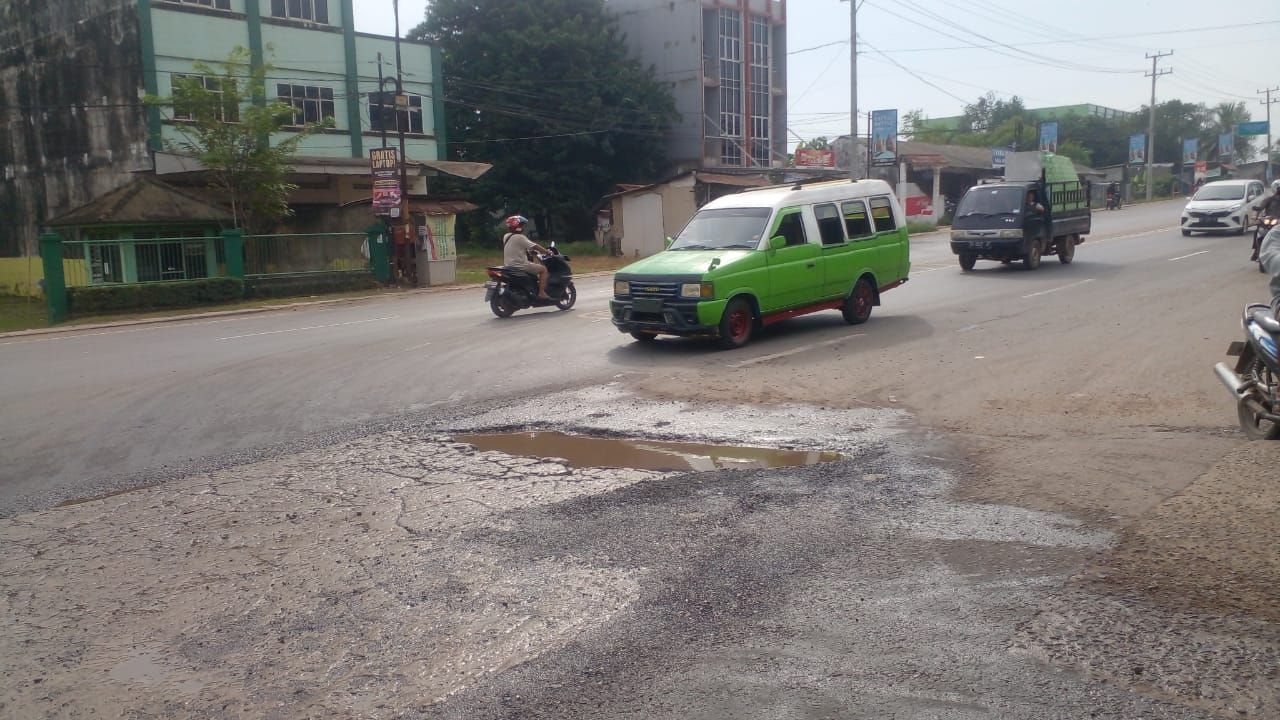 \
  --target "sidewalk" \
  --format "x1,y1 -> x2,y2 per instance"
0,270 -> 618,339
